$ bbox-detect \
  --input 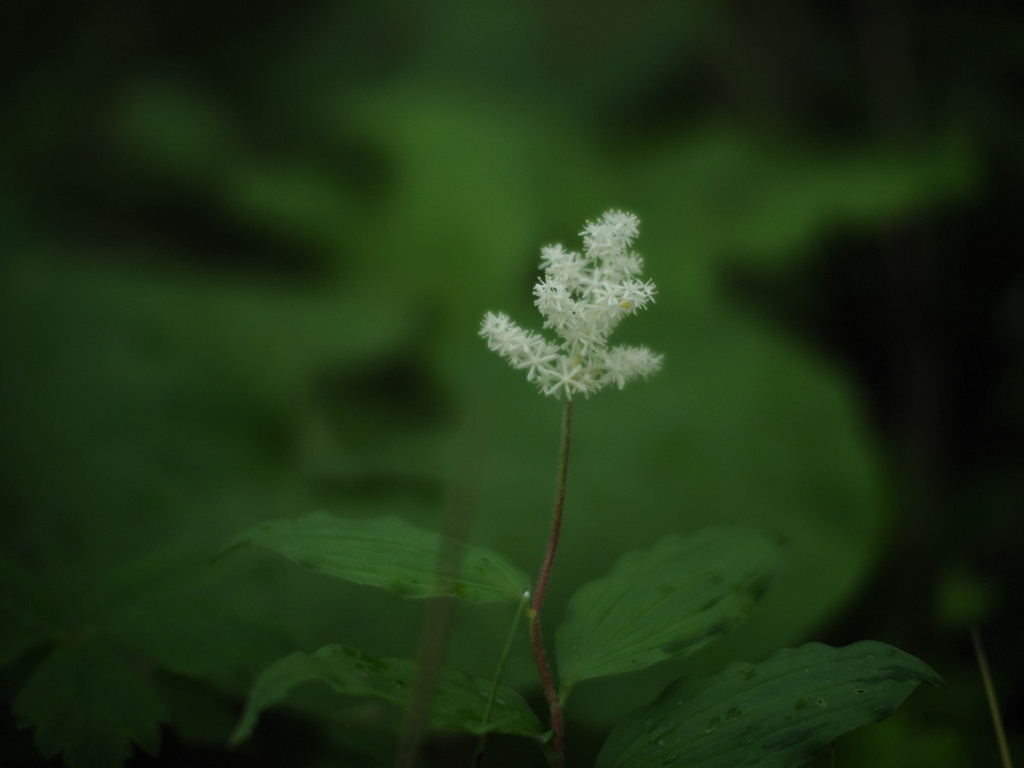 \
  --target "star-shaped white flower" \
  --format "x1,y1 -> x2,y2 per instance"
480,210 -> 662,399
